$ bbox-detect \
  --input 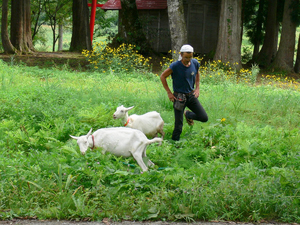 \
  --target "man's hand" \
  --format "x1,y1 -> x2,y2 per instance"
194,89 -> 200,98
160,68 -> 175,102
168,92 -> 176,102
